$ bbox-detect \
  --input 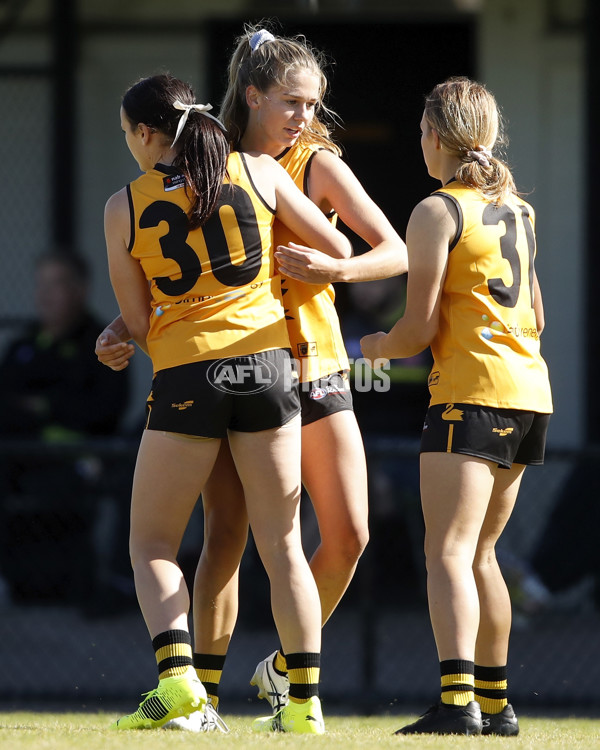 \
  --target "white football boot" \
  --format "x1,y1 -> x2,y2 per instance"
250,650 -> 290,712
